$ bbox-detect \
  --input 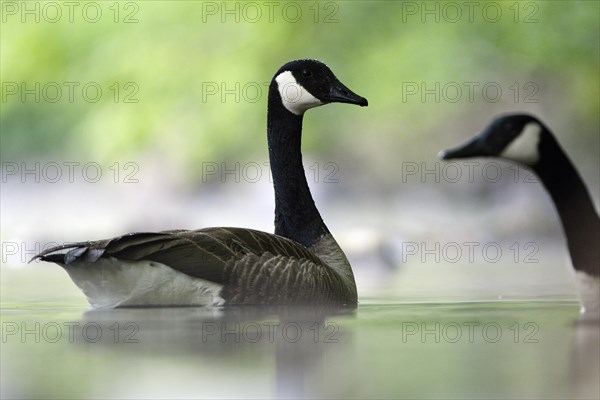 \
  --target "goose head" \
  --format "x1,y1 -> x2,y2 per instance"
439,114 -> 547,166
272,59 -> 368,116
